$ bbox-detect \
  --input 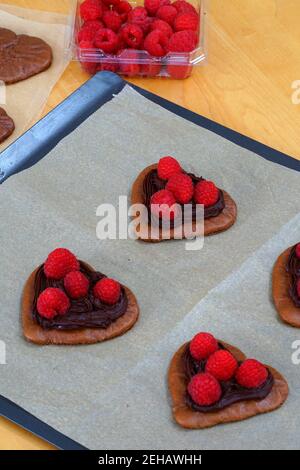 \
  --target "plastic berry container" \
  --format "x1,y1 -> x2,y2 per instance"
73,0 -> 207,79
